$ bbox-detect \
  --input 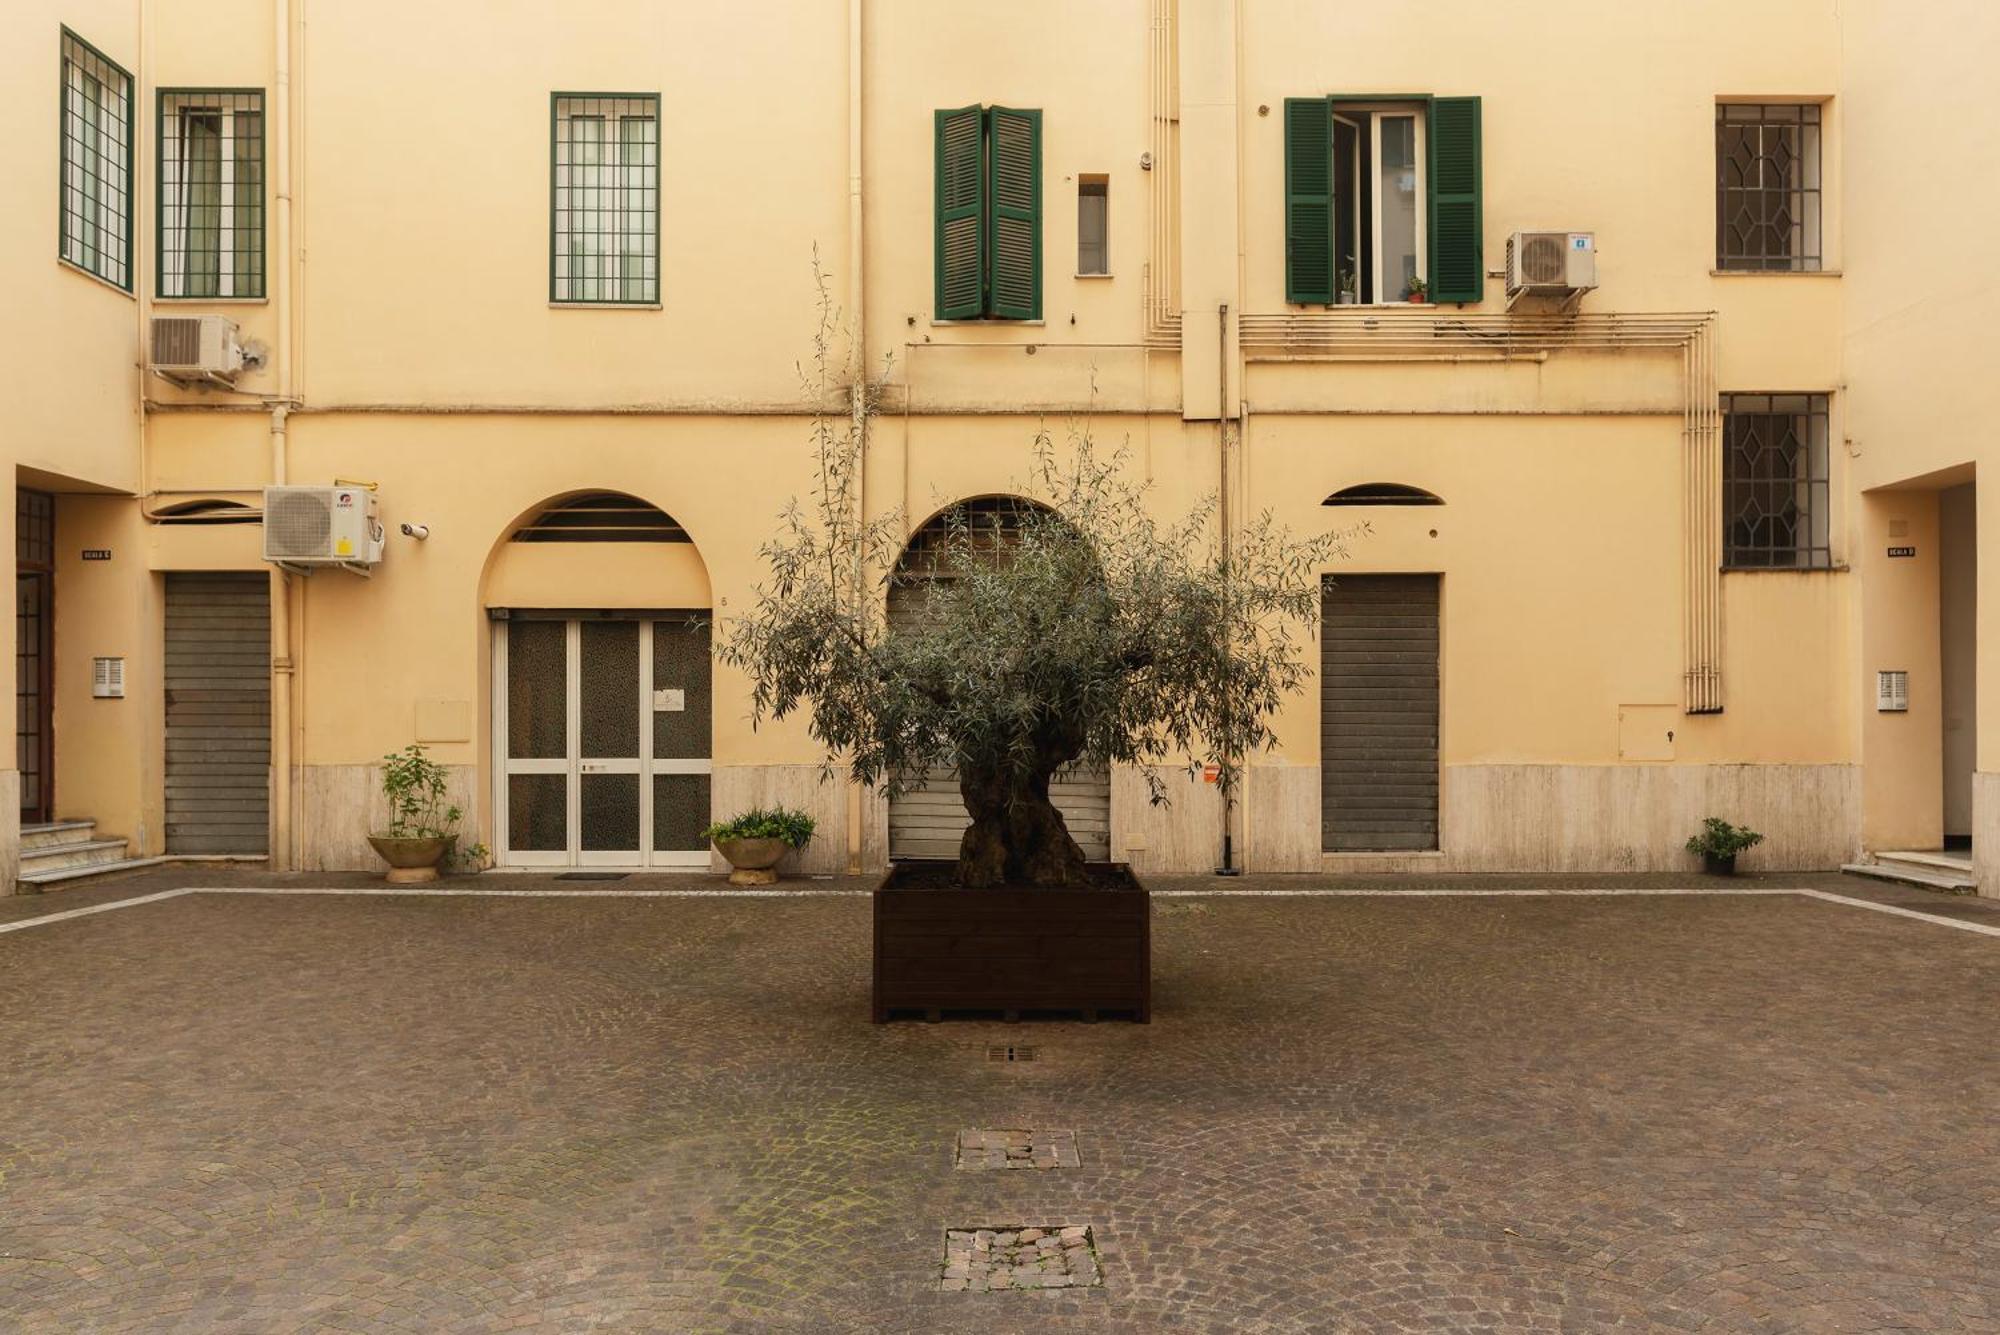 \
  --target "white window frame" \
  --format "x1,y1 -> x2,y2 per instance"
1333,103 -> 1427,305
